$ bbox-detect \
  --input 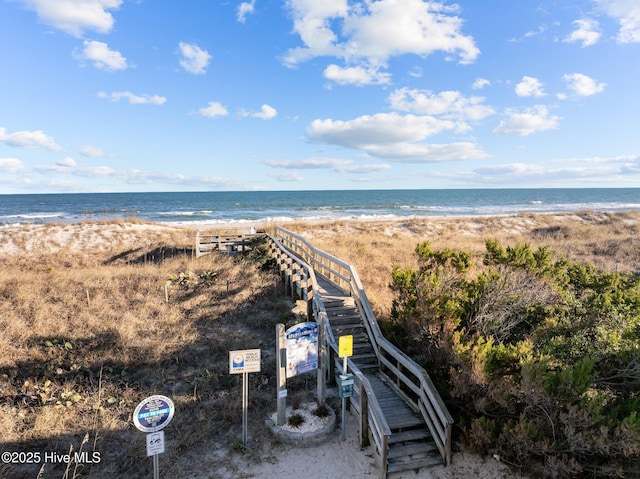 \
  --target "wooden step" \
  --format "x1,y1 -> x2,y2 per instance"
332,325 -> 366,336
328,315 -> 362,325
388,441 -> 437,459
388,428 -> 431,444
329,317 -> 364,327
351,353 -> 377,364
325,304 -> 356,312
387,454 -> 442,474
352,343 -> 374,352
